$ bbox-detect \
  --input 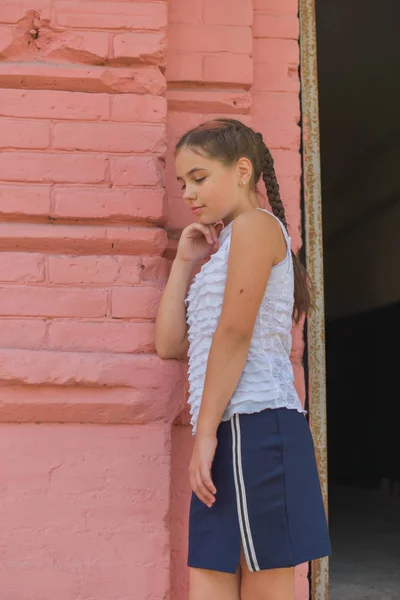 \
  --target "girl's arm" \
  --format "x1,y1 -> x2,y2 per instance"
155,222 -> 220,360
190,210 -> 285,506
155,257 -> 193,359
